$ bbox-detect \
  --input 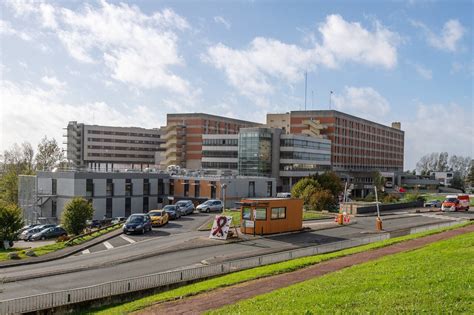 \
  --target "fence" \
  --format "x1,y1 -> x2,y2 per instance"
0,221 -> 461,314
